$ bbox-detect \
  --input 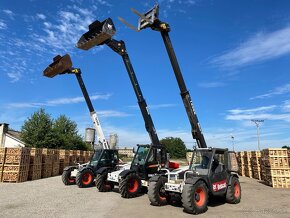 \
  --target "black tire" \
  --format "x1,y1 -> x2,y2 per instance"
95,172 -> 114,192
119,173 -> 141,198
148,176 -> 169,206
76,168 -> 94,188
226,176 -> 241,204
182,181 -> 208,214
62,167 -> 76,185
